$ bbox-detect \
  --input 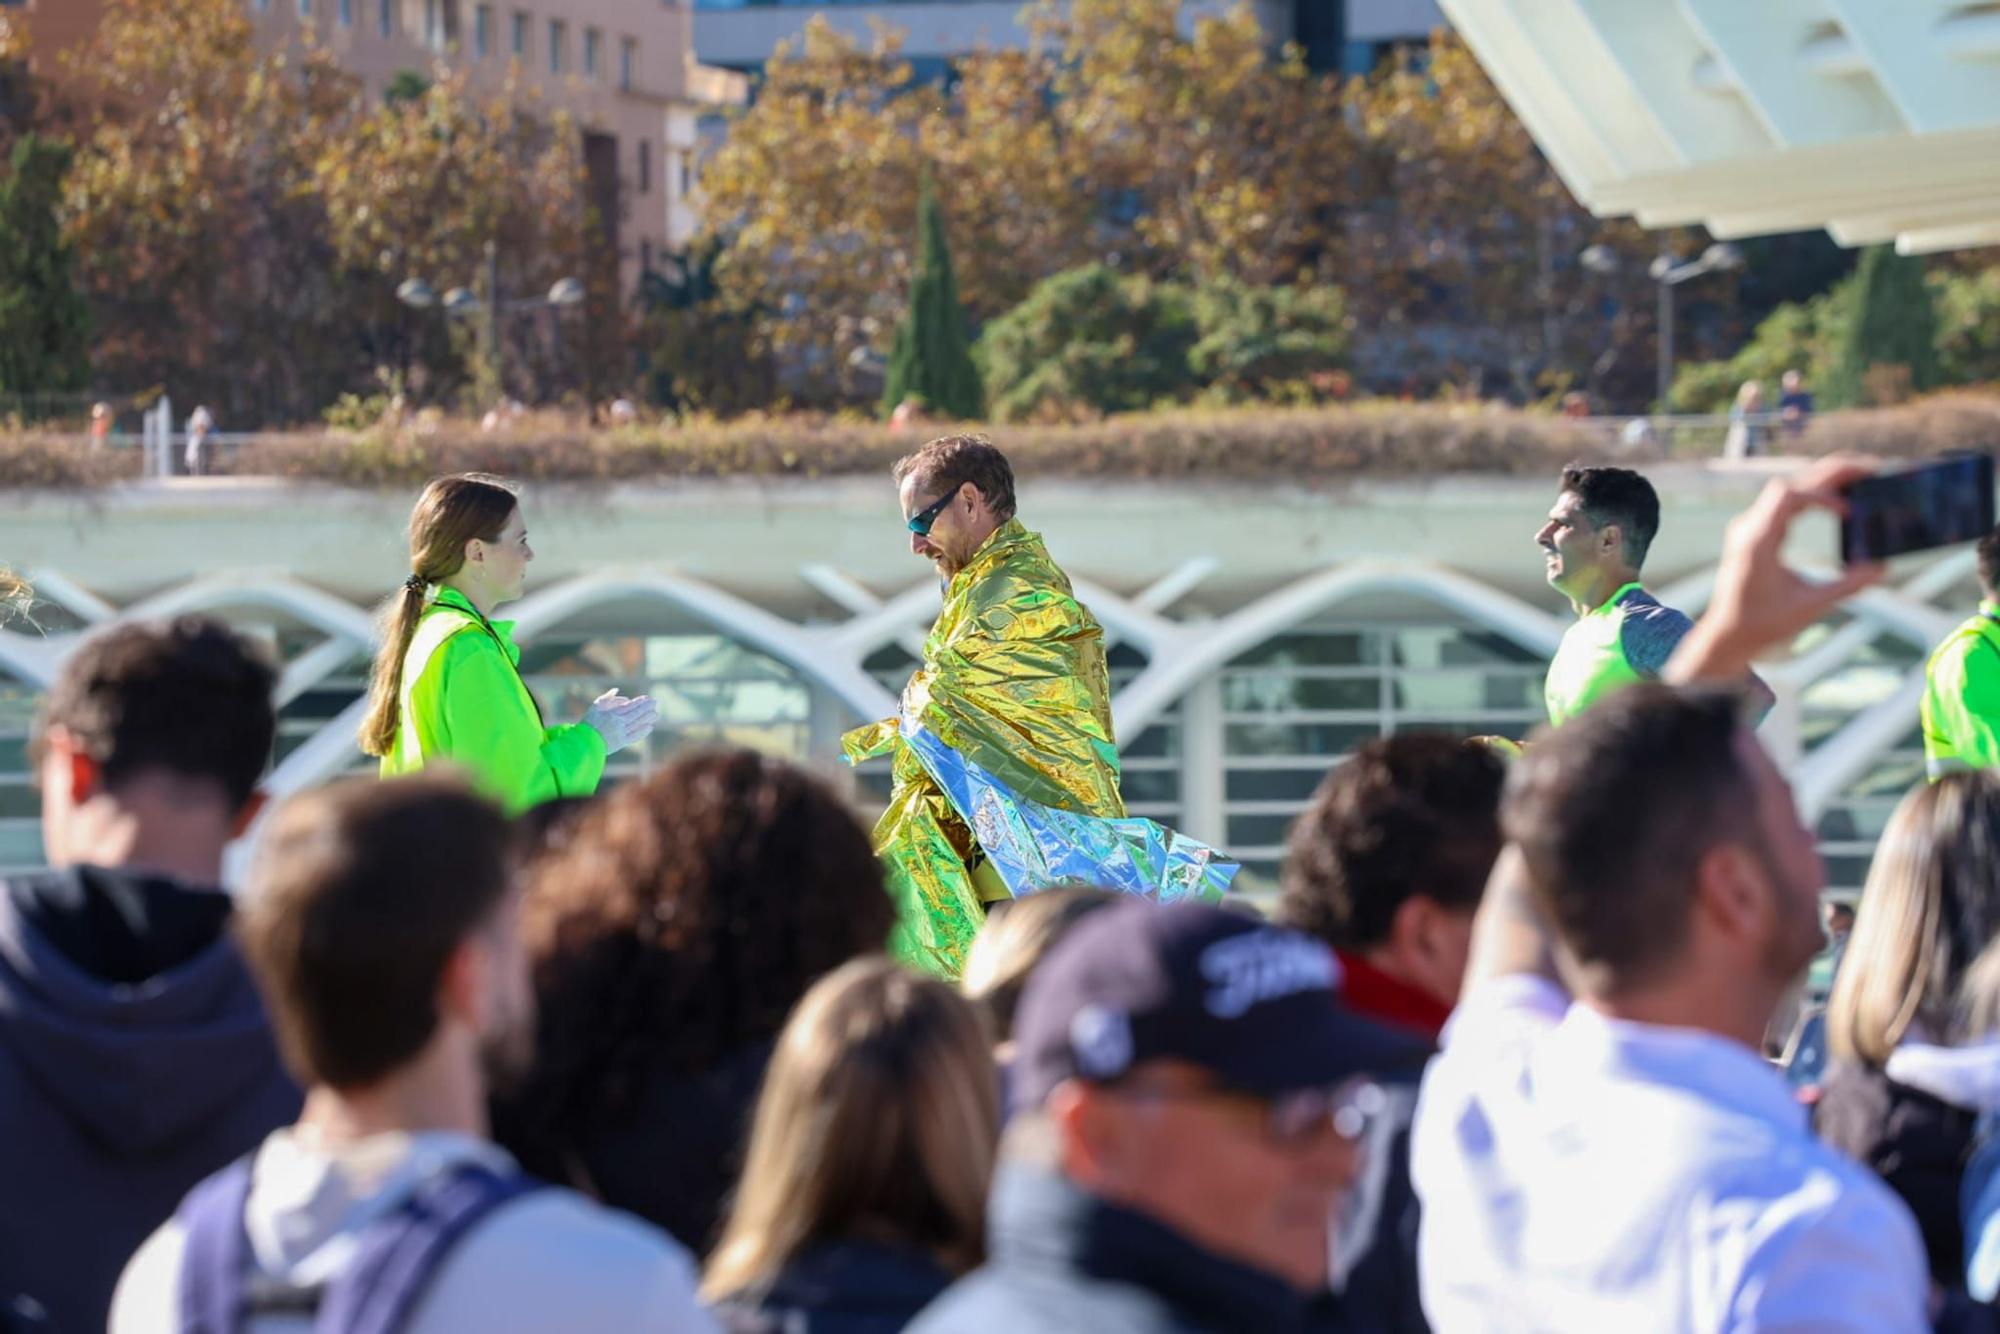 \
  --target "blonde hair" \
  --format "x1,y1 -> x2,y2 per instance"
961,888 -> 1121,1037
702,957 -> 999,1302
357,475 -> 518,757
1826,773 -> 2000,1067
